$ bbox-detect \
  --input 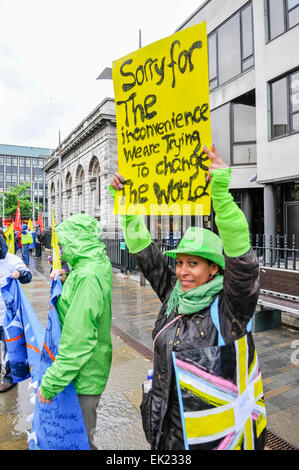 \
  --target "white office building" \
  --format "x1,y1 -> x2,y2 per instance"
177,0 -> 299,248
